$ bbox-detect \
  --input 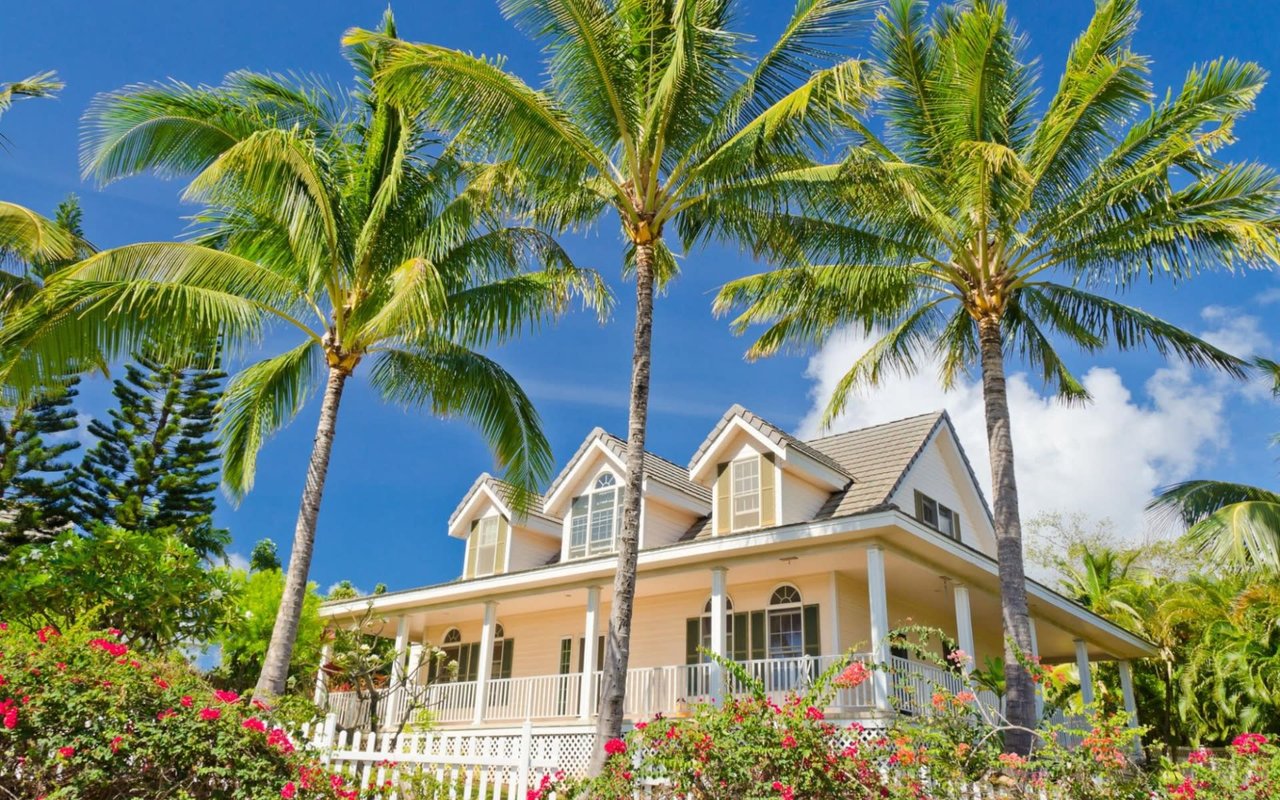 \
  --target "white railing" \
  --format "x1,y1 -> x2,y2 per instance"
886,655 -> 1002,717
424,680 -> 478,724
486,672 -> 583,721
